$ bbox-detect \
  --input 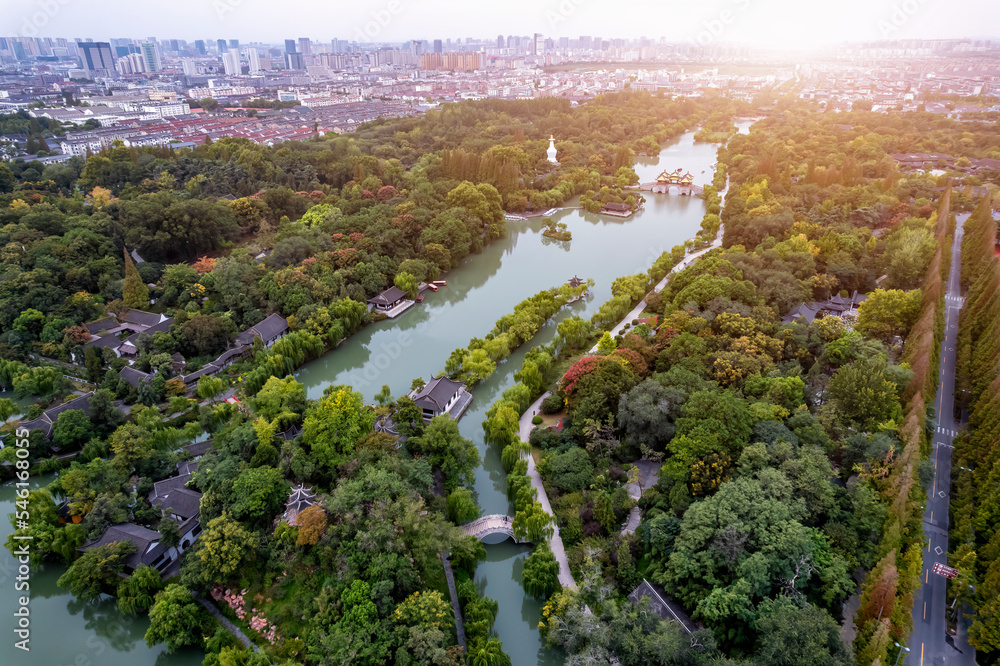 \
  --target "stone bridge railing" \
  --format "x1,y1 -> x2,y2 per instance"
460,514 -> 528,544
